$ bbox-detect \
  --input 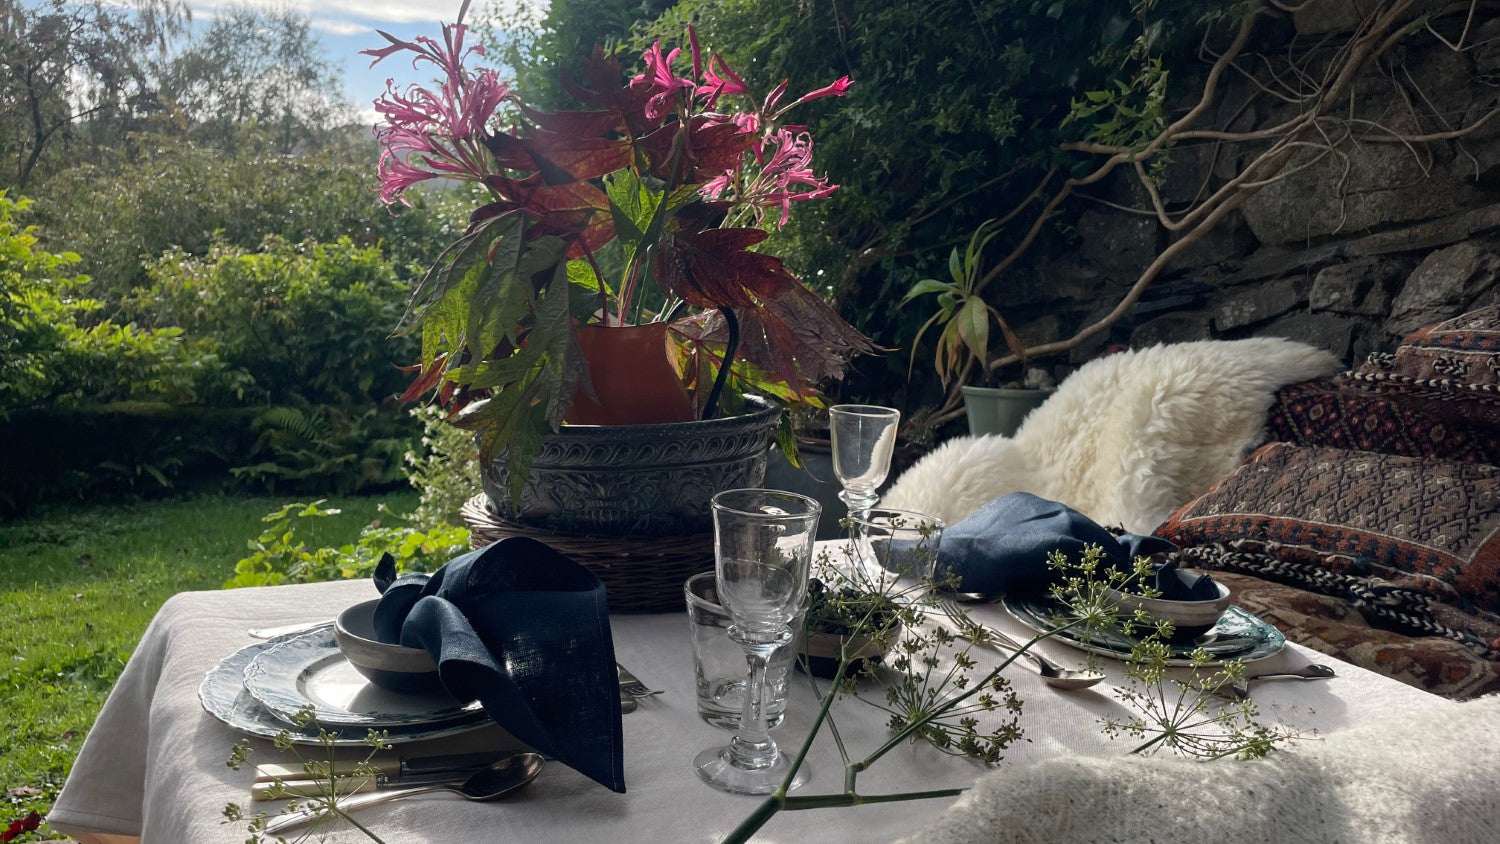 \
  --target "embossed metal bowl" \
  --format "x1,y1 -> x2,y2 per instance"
482,396 -> 781,536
